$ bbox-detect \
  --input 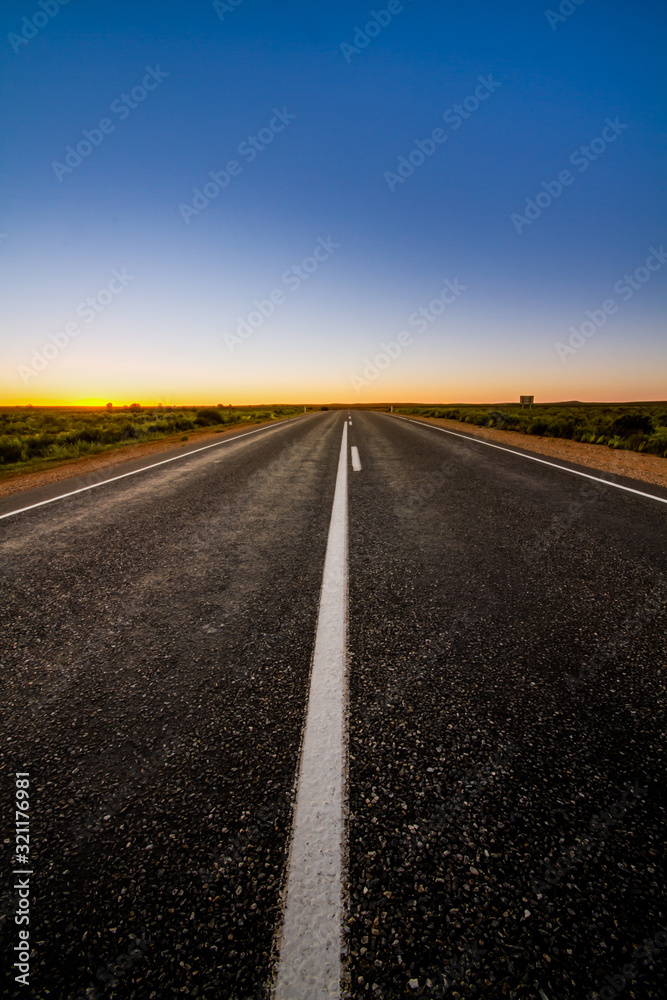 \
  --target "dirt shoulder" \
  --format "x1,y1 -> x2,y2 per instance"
0,419 -> 278,500
402,415 -> 667,491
